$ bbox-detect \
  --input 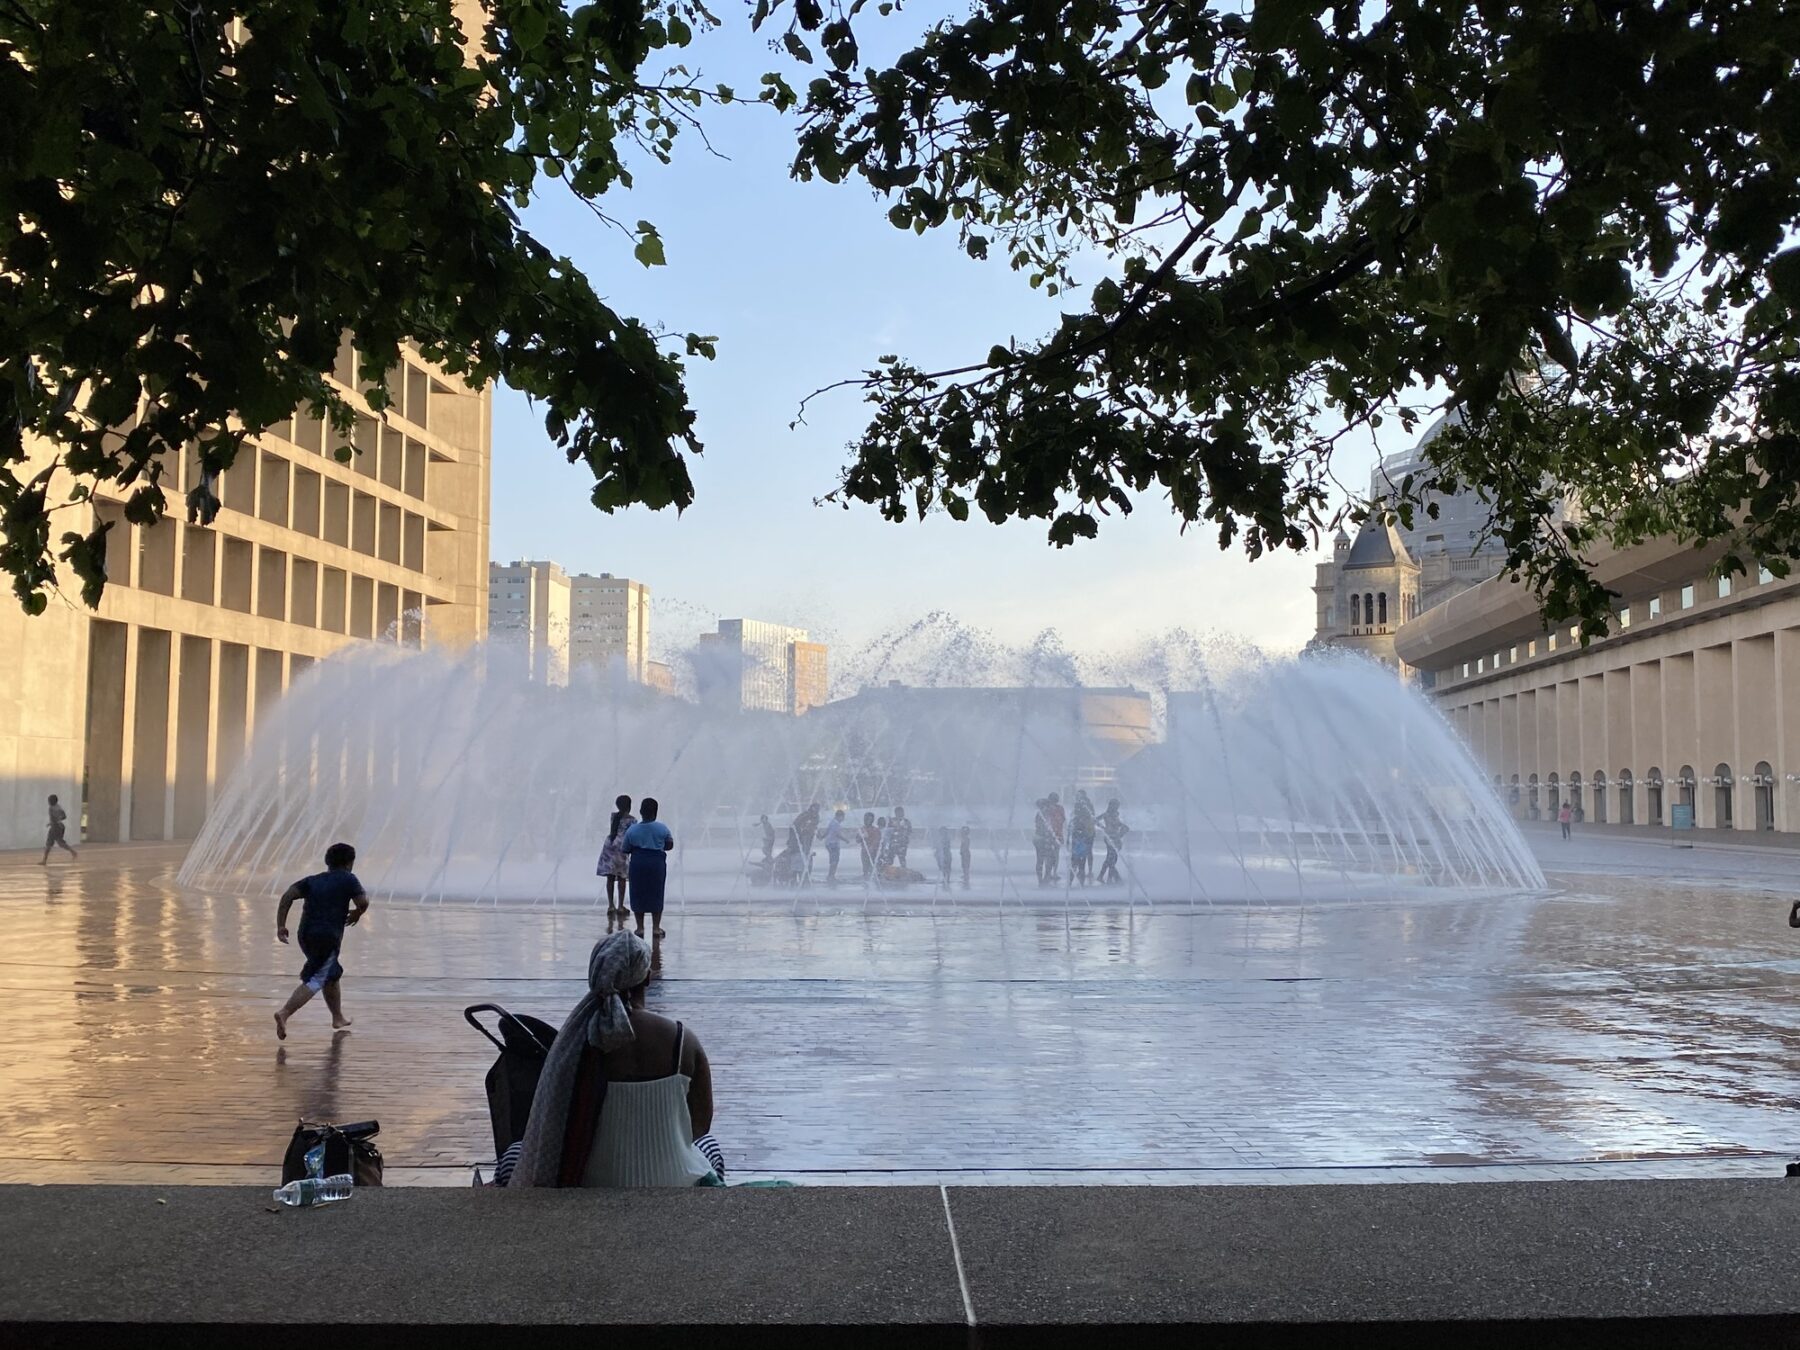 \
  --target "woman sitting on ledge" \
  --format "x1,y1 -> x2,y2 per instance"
497,931 -> 724,1187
